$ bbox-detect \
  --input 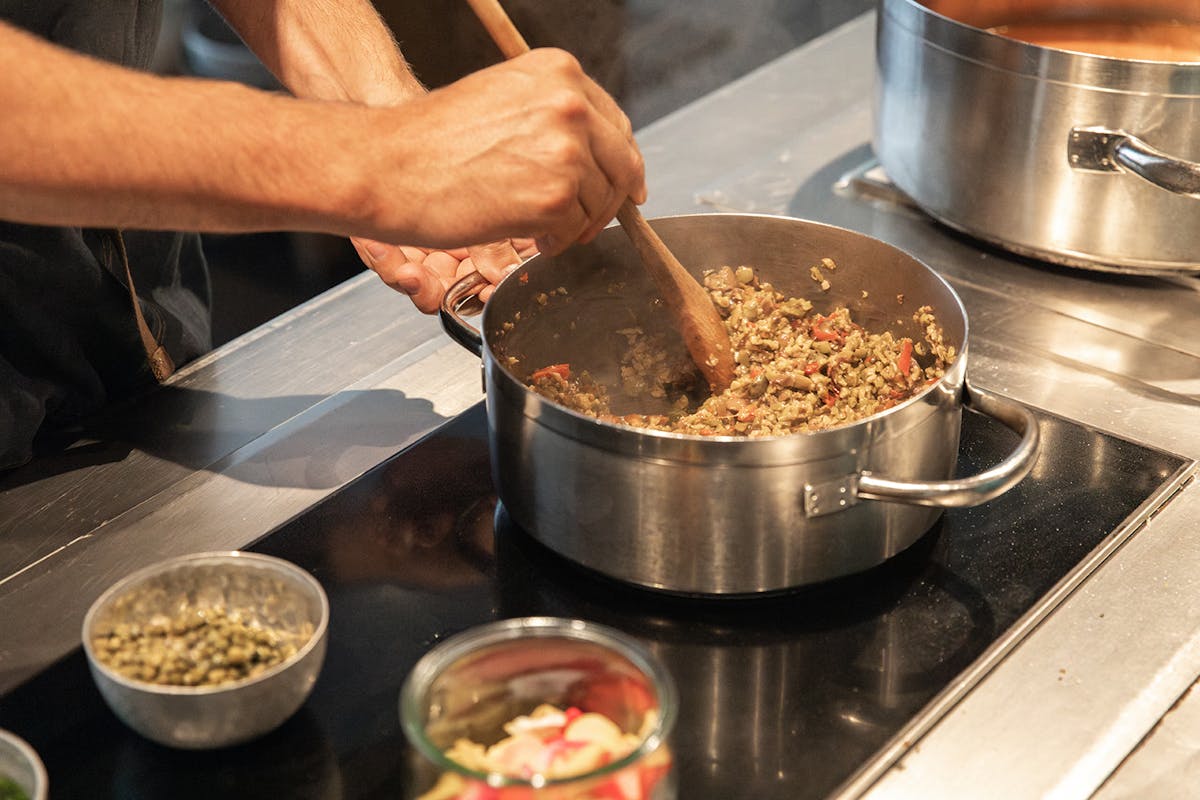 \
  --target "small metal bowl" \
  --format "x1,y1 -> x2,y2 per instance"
0,728 -> 47,800
82,551 -> 329,750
